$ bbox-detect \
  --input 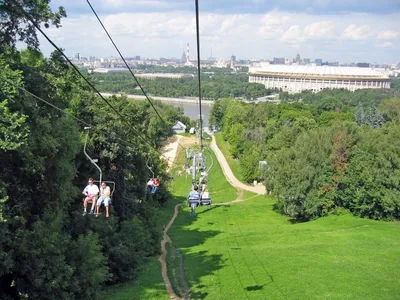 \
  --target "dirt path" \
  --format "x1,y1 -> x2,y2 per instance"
209,136 -> 266,195
159,134 -> 264,299
159,135 -> 197,300
158,203 -> 188,300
